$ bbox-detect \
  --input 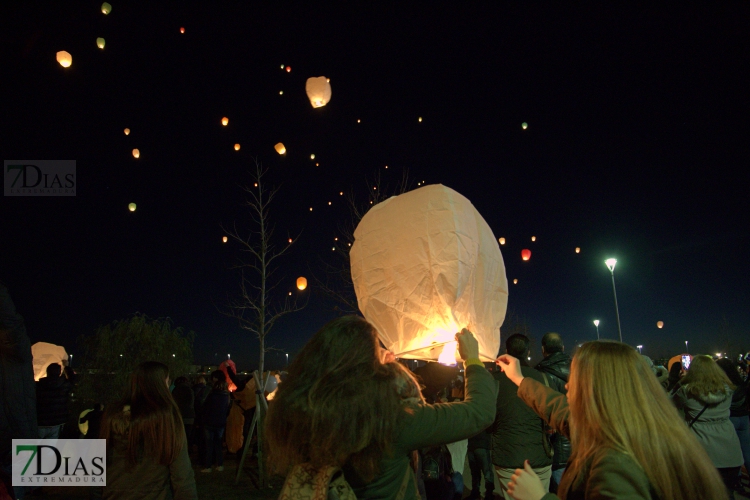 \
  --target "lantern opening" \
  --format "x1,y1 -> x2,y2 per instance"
438,341 -> 458,366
